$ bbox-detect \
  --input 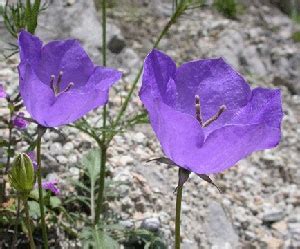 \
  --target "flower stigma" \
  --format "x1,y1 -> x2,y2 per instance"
195,95 -> 226,128
49,71 -> 74,96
